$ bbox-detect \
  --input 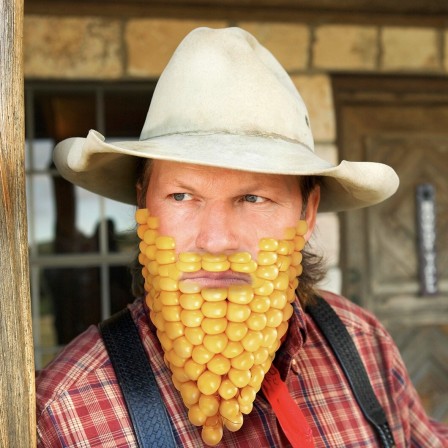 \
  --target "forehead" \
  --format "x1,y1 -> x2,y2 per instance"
148,160 -> 301,195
